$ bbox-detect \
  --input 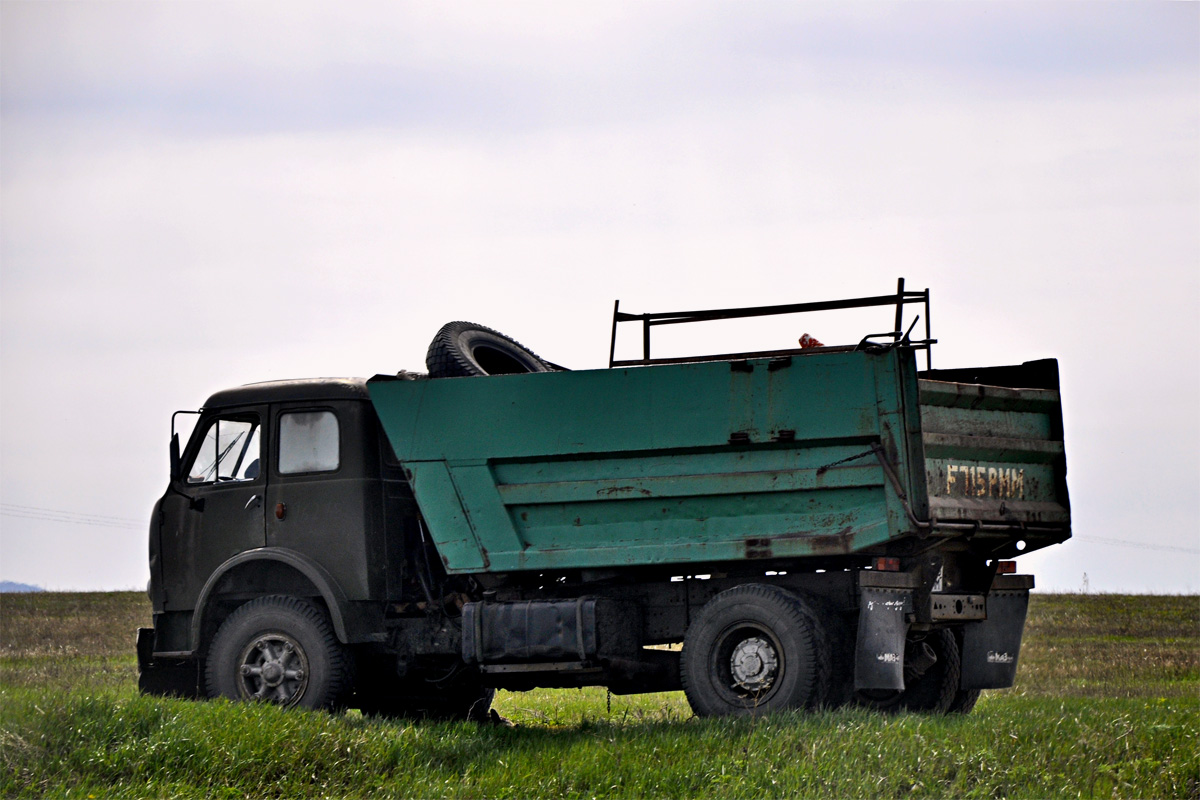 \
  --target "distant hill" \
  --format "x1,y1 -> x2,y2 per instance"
0,581 -> 44,593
